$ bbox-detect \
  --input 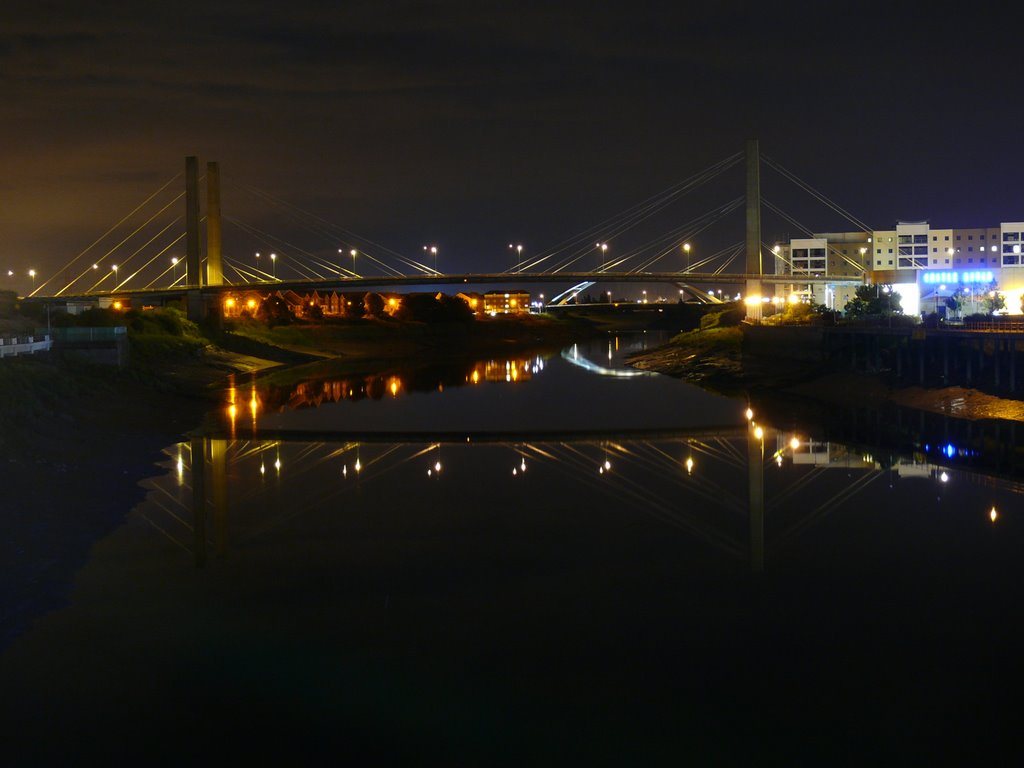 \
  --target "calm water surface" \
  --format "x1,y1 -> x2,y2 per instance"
2,333 -> 1022,764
